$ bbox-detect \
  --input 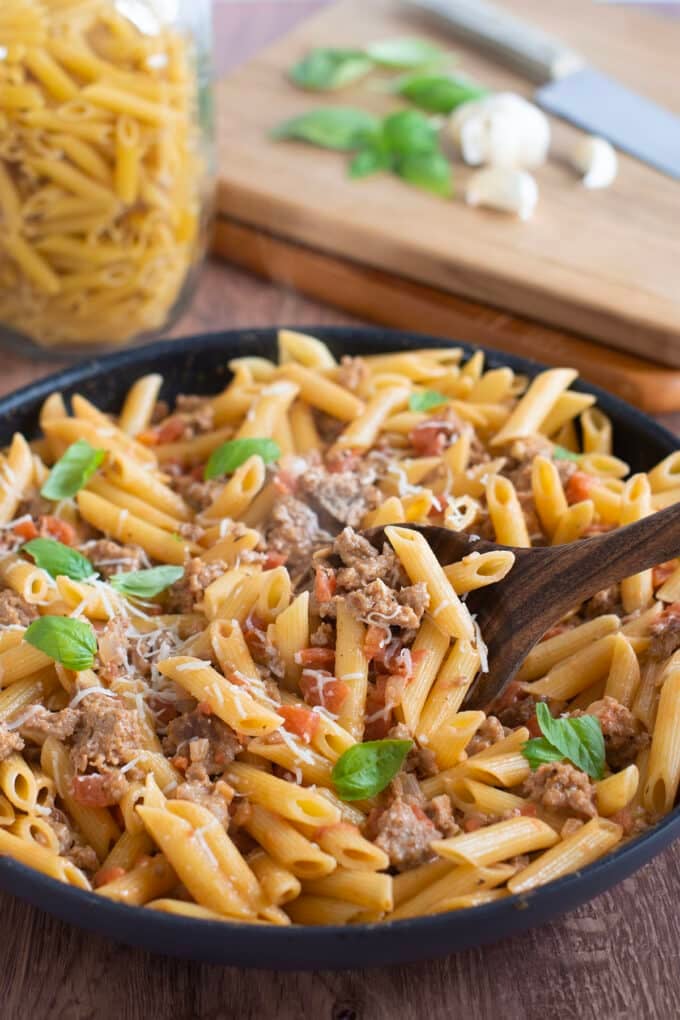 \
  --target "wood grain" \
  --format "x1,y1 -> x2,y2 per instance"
215,0 -> 680,365
214,218 -> 680,412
